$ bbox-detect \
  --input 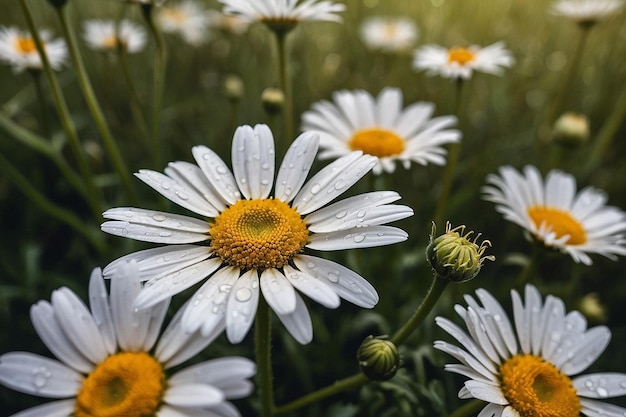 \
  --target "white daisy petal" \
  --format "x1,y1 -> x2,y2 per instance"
165,161 -> 226,214
580,398 -> 626,417
231,124 -> 275,199
225,270 -> 260,343
275,131 -> 320,203
464,380 -> 508,405
478,403 -> 505,417
574,373 -> 626,398
274,292 -> 313,344
307,225 -> 408,250
192,145 -> 241,205
283,265 -> 340,308
260,268 -> 297,315
0,352 -> 83,398
218,0 -> 345,22
559,326 -> 611,375
3,399 -> 75,417
164,383 -> 224,407
87,269 -> 117,355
